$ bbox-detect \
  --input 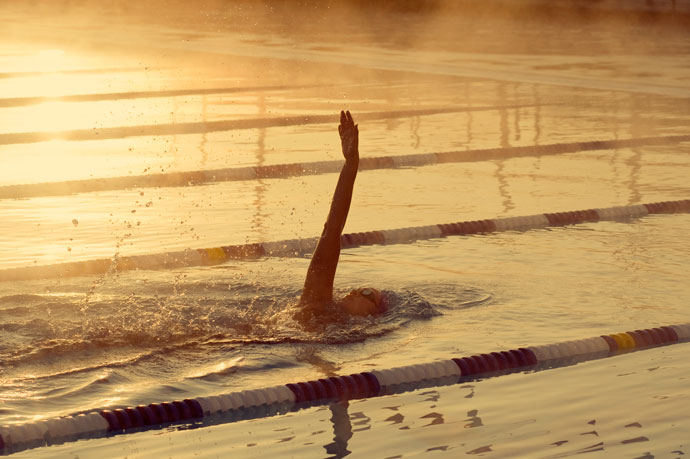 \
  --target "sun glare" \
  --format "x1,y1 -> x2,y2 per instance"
34,48 -> 67,72
38,48 -> 65,57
